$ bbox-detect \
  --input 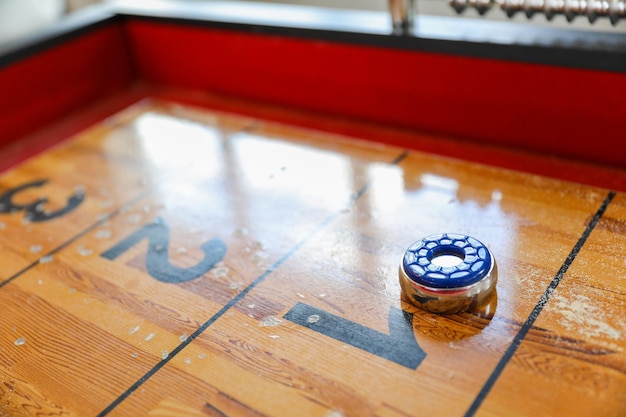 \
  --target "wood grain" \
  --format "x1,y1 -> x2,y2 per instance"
0,99 -> 623,417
